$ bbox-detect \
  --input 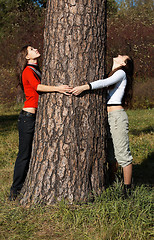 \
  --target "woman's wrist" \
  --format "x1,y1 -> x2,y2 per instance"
87,83 -> 92,90
81,84 -> 91,91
